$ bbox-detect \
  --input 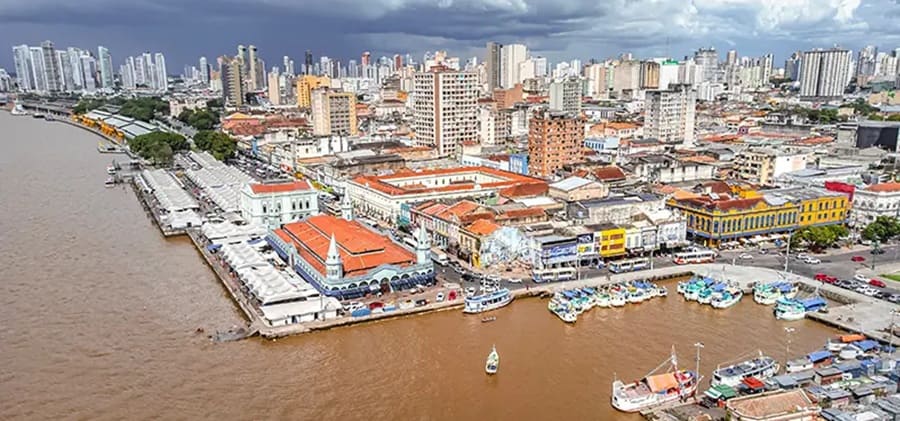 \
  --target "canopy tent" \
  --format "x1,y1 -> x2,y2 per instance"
646,373 -> 679,393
